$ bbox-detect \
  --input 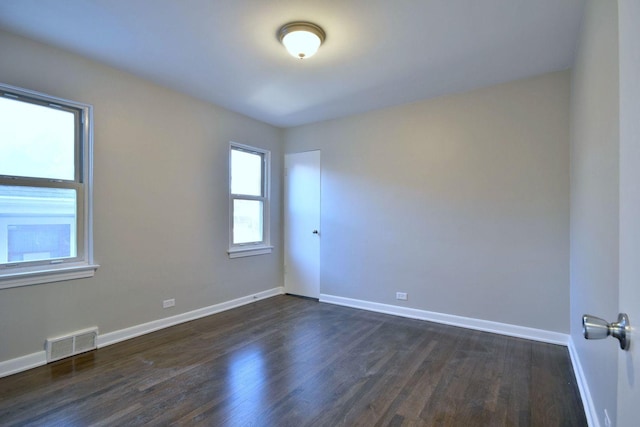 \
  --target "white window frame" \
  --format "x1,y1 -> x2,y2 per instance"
0,83 -> 98,289
228,142 -> 272,258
